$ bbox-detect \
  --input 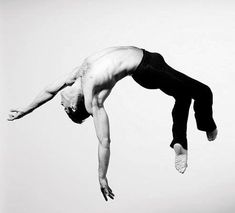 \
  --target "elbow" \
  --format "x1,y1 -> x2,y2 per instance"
44,87 -> 55,95
99,137 -> 111,148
